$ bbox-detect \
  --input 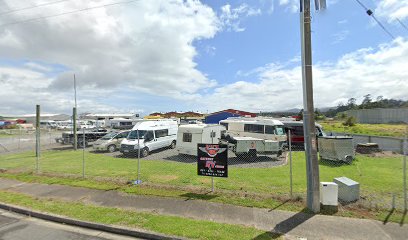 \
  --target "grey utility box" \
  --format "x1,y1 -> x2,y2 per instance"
318,136 -> 354,164
333,177 -> 360,203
